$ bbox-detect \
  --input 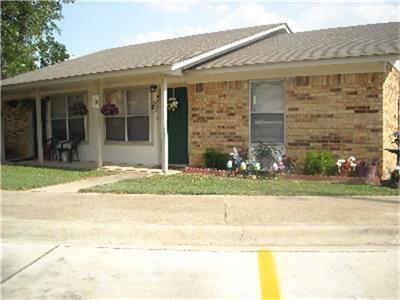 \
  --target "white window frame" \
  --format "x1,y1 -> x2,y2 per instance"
104,87 -> 151,143
249,79 -> 286,145
49,94 -> 88,141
